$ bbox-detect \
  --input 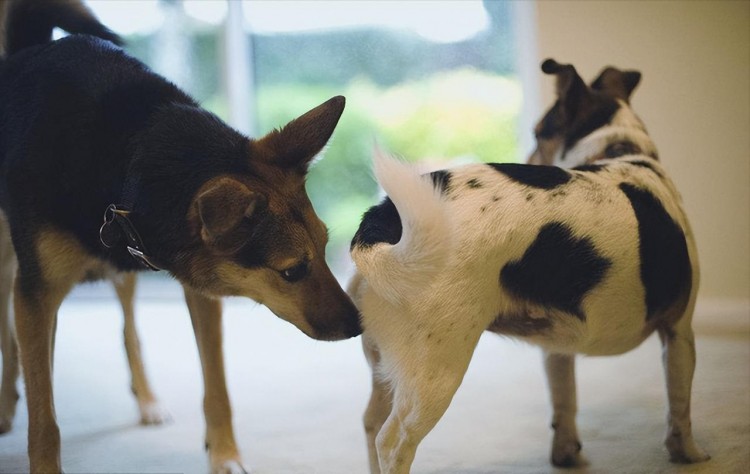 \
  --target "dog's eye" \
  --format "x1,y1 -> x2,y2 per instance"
280,262 -> 308,282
